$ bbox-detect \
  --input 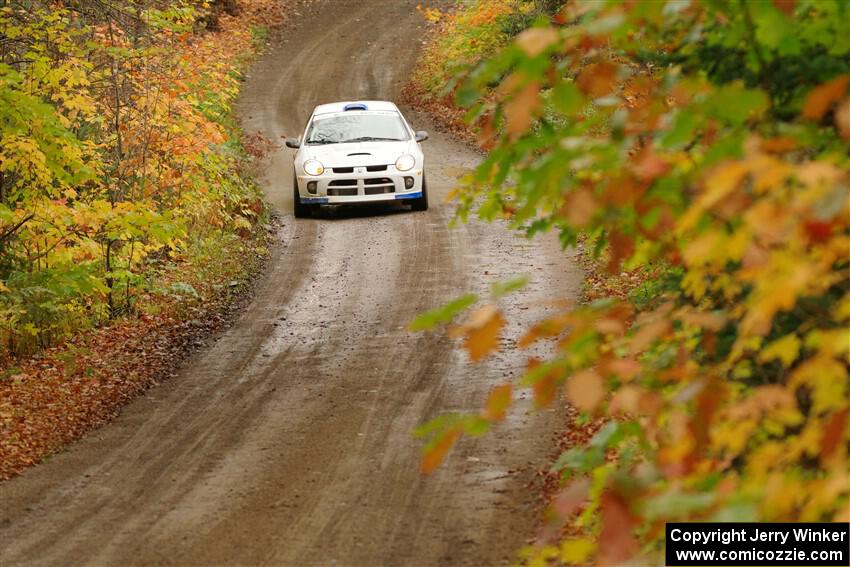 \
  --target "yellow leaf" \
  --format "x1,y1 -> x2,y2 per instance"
678,161 -> 749,232
560,537 -> 595,564
790,357 -> 848,414
759,333 -> 801,367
